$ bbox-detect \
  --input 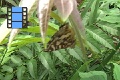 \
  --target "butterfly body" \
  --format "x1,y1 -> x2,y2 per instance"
44,23 -> 76,52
